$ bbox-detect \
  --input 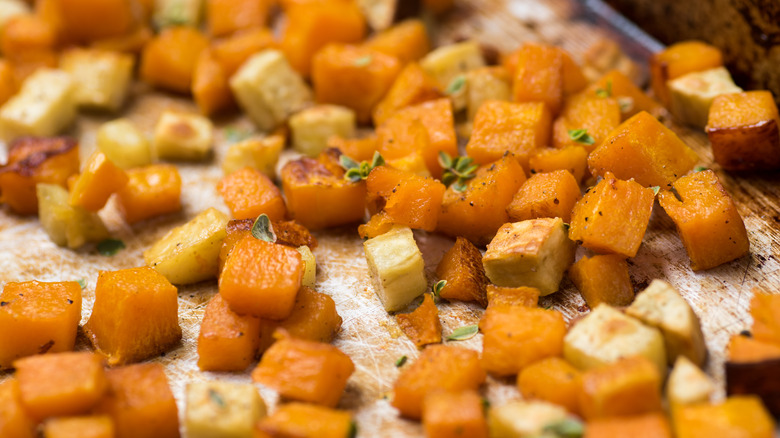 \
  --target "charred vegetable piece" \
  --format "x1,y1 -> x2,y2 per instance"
436,237 -> 489,306
396,294 -> 442,347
